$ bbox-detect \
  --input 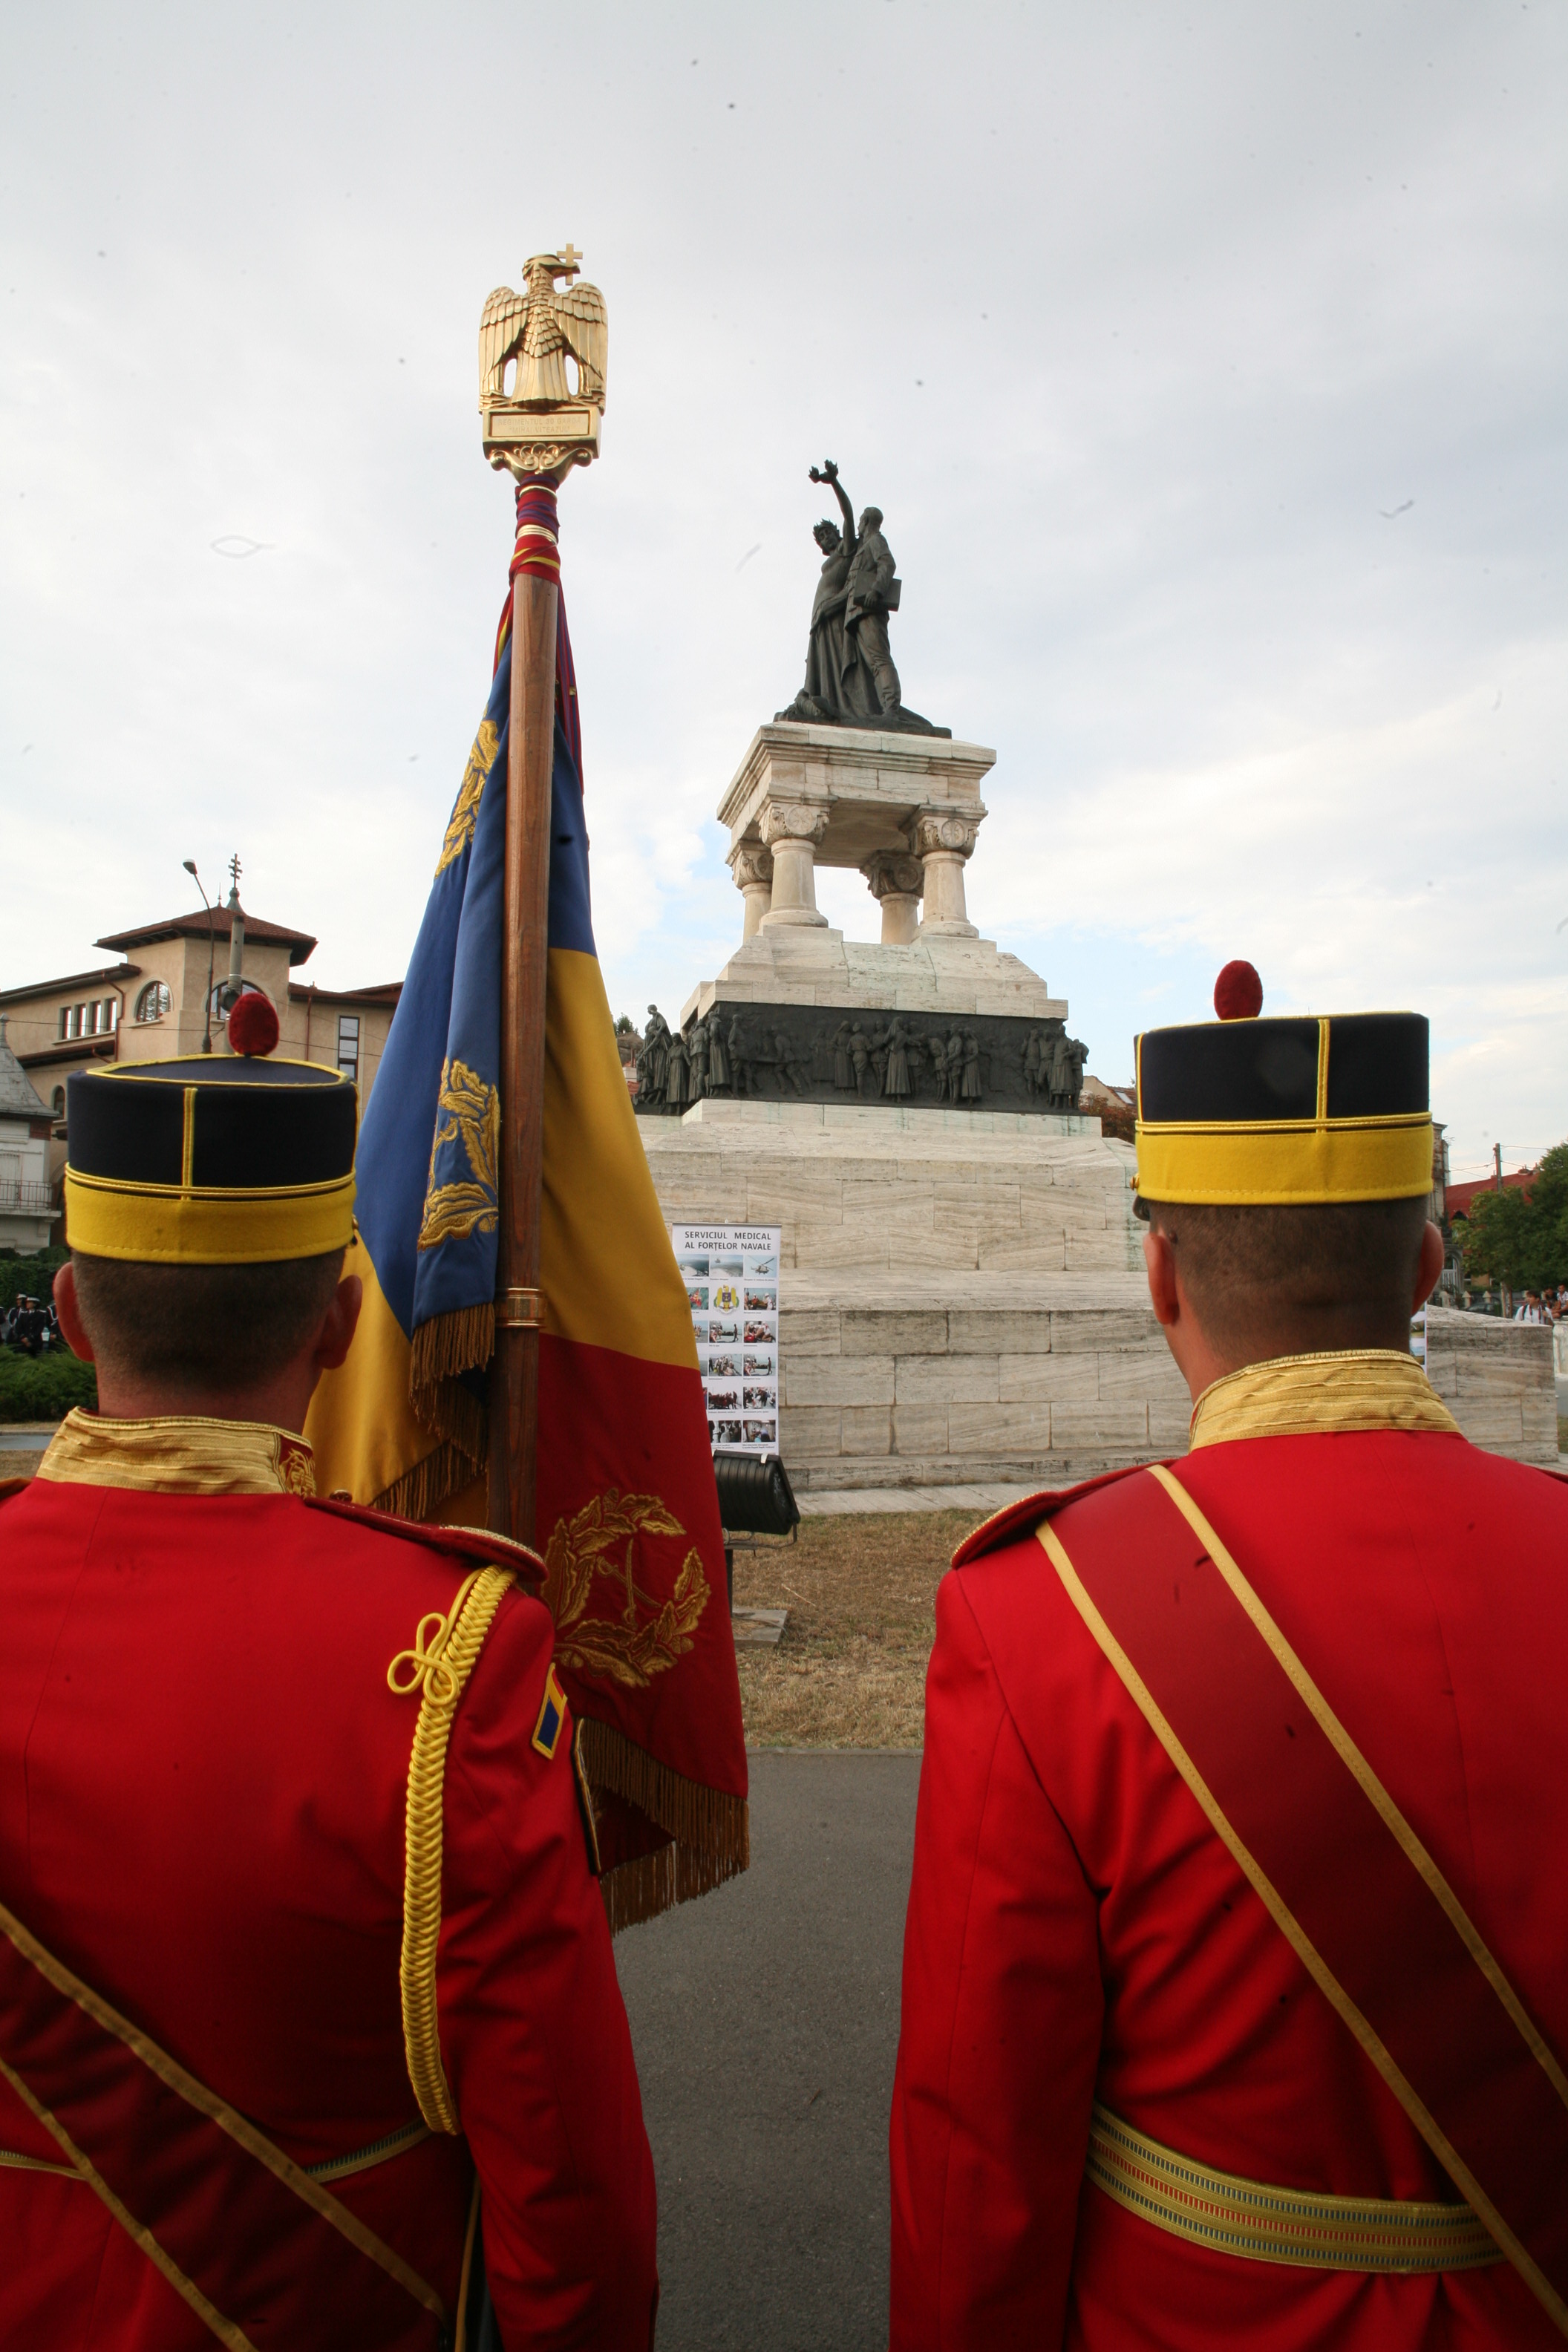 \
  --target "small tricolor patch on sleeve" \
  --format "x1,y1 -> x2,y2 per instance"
531,1662 -> 569,1761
